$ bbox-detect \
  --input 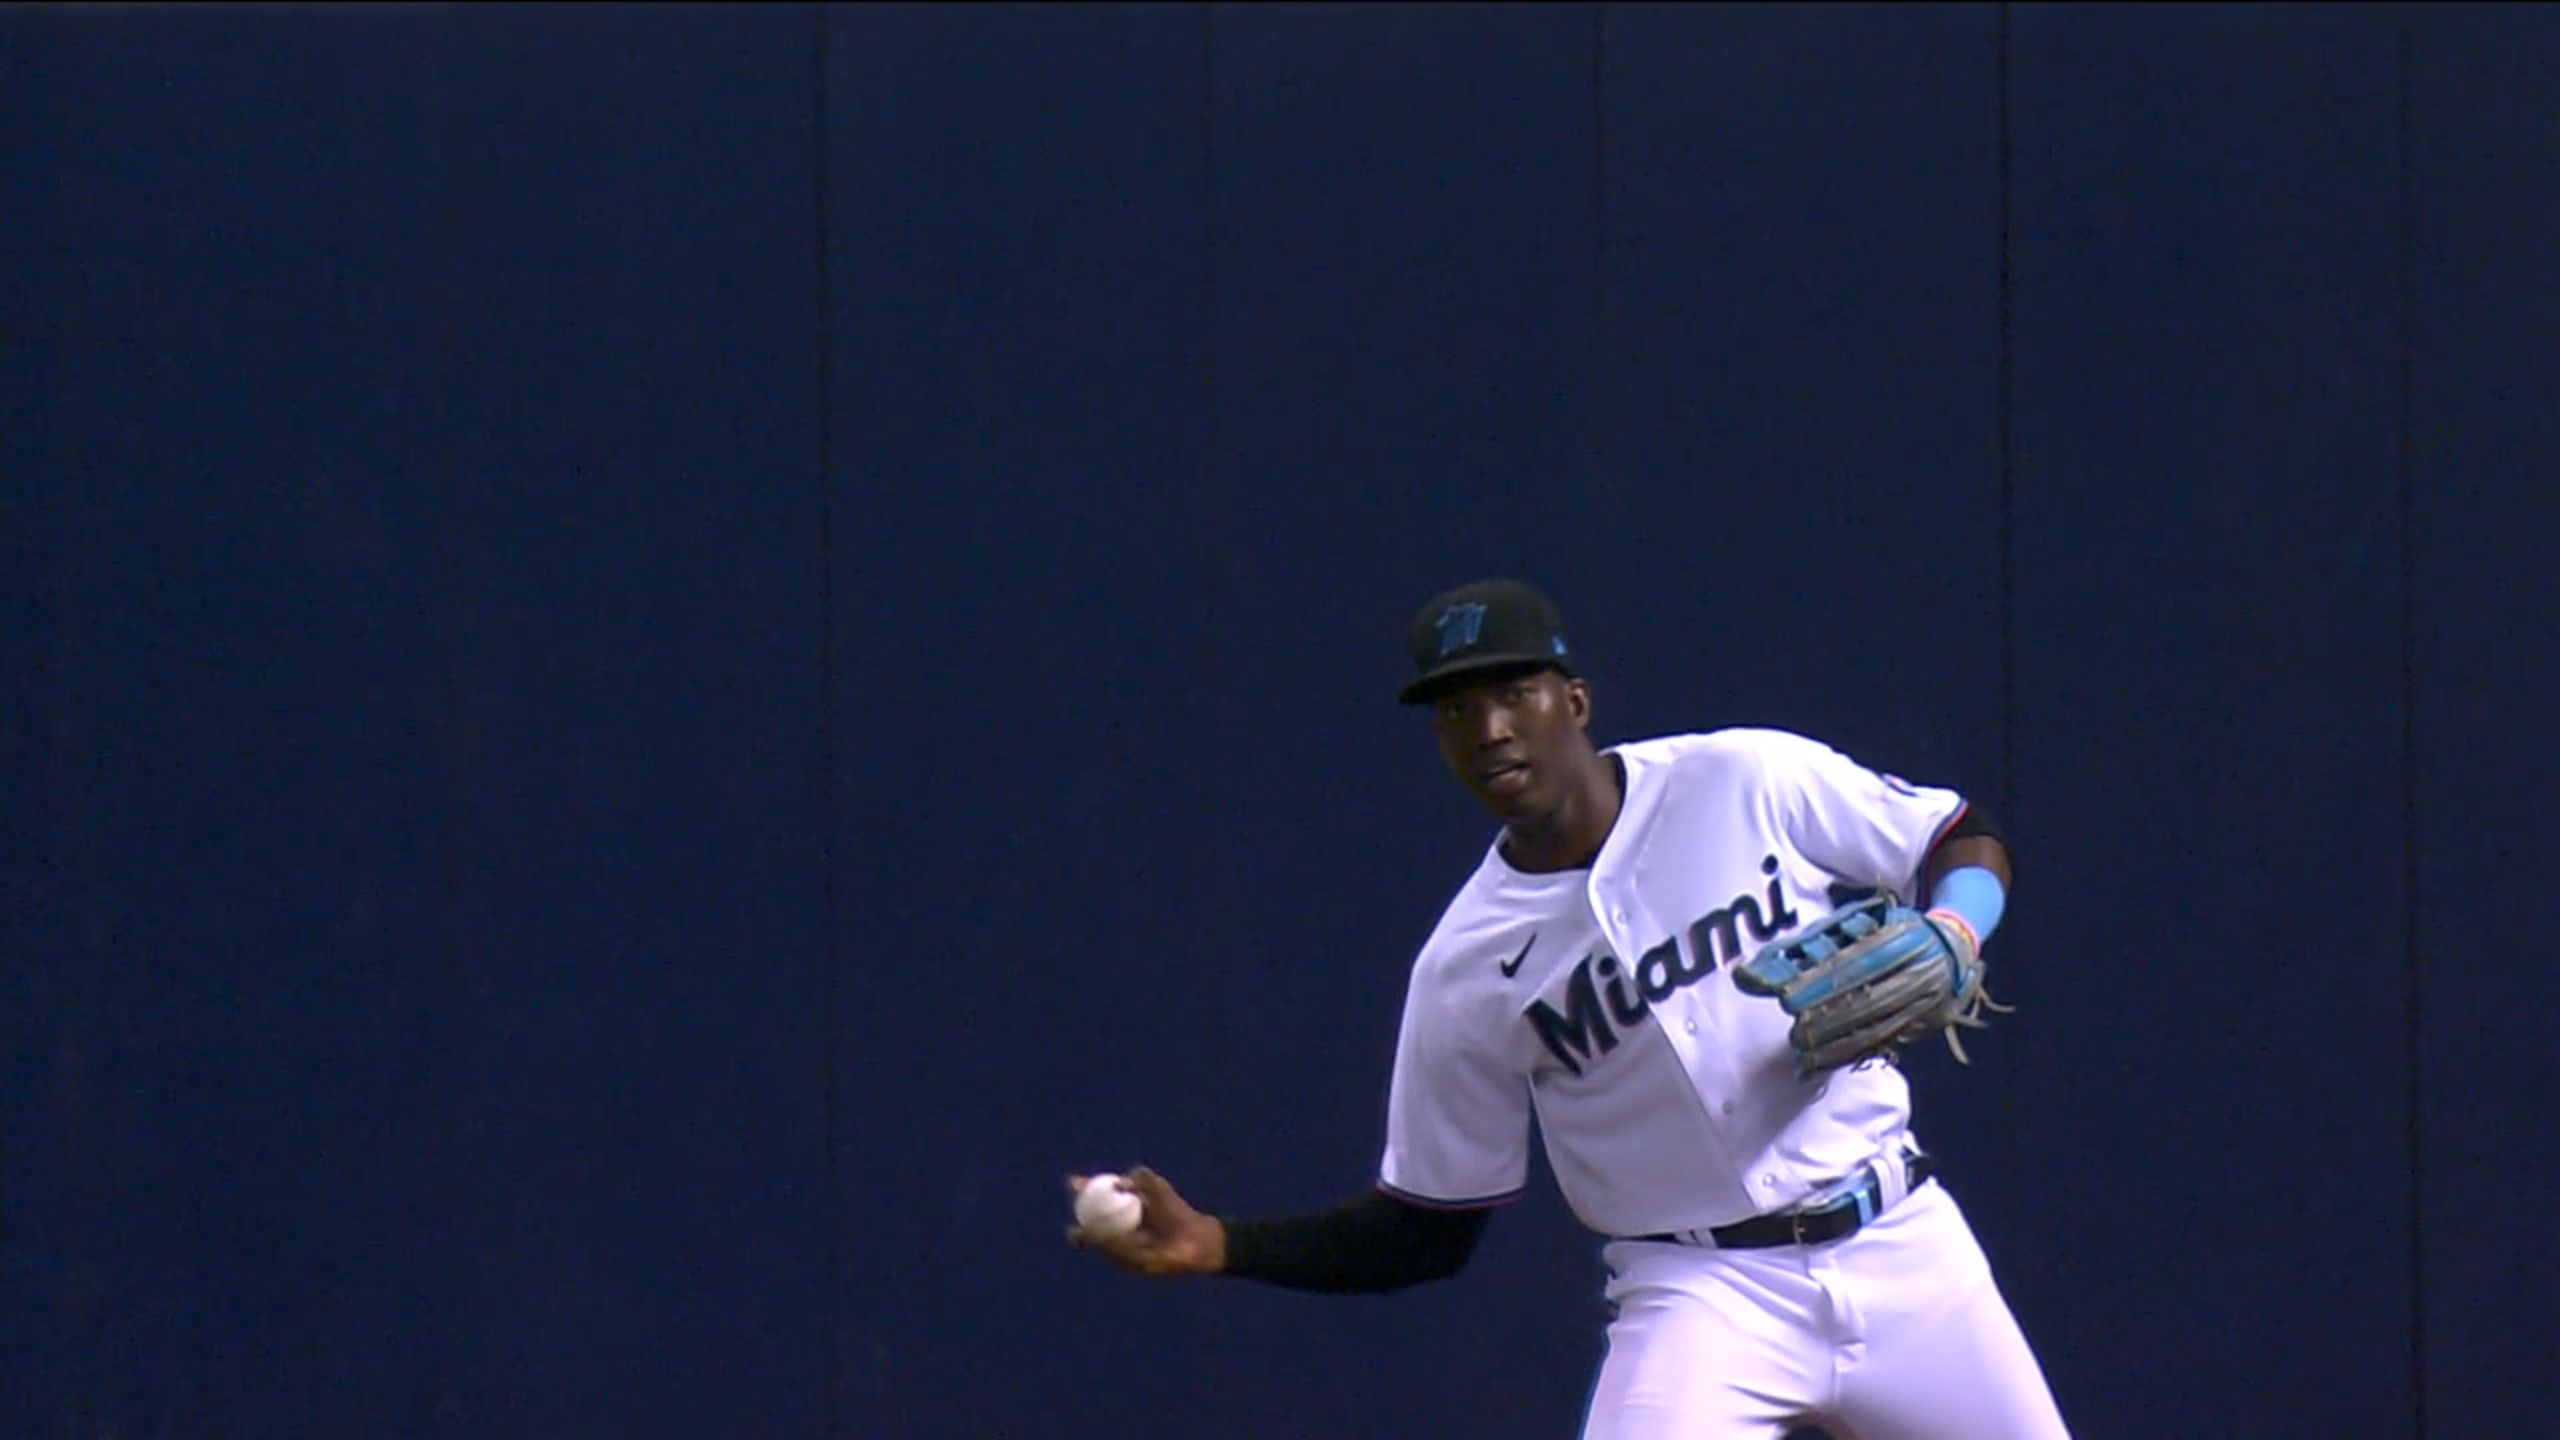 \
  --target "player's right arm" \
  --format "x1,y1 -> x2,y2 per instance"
1067,924 -> 1528,1295
1064,1168 -> 1492,1293
1186,929 -> 1532,1295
